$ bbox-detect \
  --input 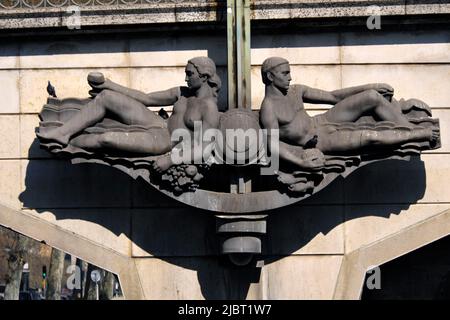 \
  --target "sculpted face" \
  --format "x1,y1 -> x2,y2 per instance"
269,63 -> 291,92
185,63 -> 206,90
